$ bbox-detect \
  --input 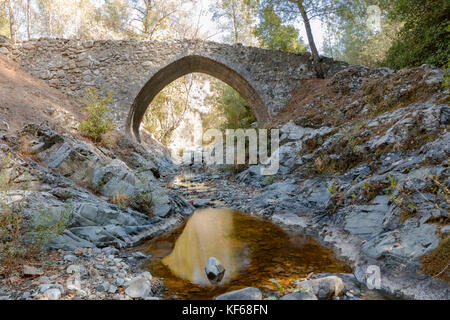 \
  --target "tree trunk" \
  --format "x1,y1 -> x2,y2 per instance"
297,1 -> 324,78
7,0 -> 15,41
27,0 -> 31,40
231,0 -> 239,43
